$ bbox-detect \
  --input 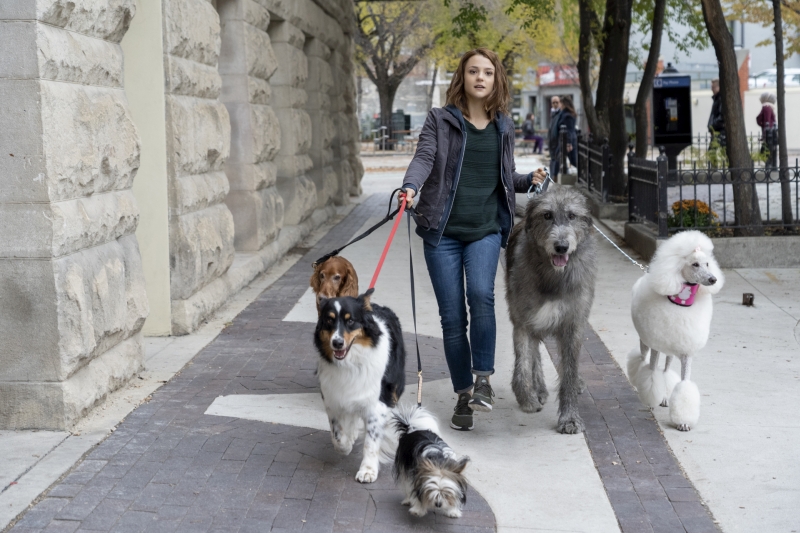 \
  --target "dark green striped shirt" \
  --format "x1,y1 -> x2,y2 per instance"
443,120 -> 501,242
